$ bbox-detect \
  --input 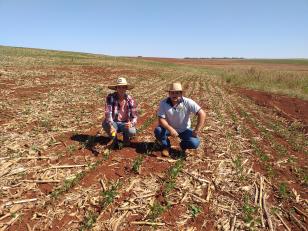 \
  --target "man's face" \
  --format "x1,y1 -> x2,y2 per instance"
169,91 -> 182,103
116,85 -> 127,96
